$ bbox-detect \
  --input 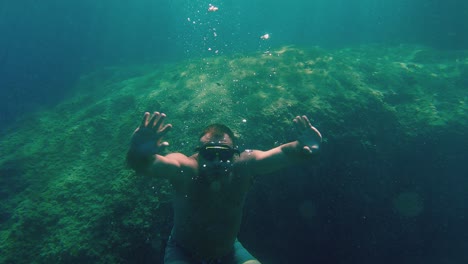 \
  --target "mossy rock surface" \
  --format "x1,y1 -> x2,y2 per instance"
0,45 -> 466,263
